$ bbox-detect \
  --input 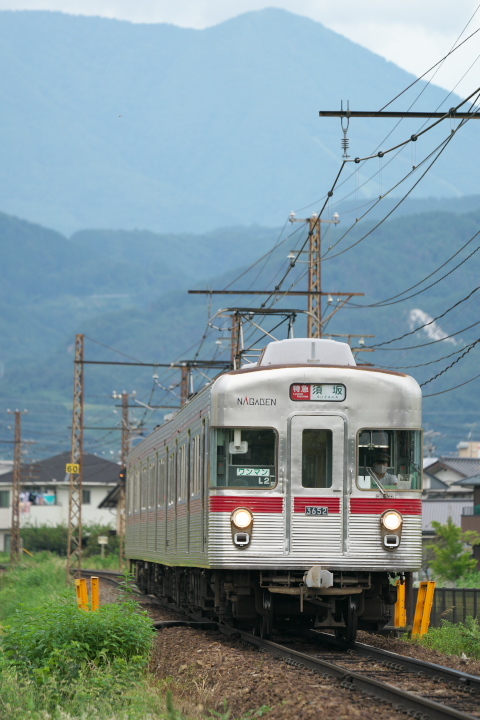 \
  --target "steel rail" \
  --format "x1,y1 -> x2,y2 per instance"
215,626 -> 478,720
79,576 -> 479,718
309,631 -> 480,692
